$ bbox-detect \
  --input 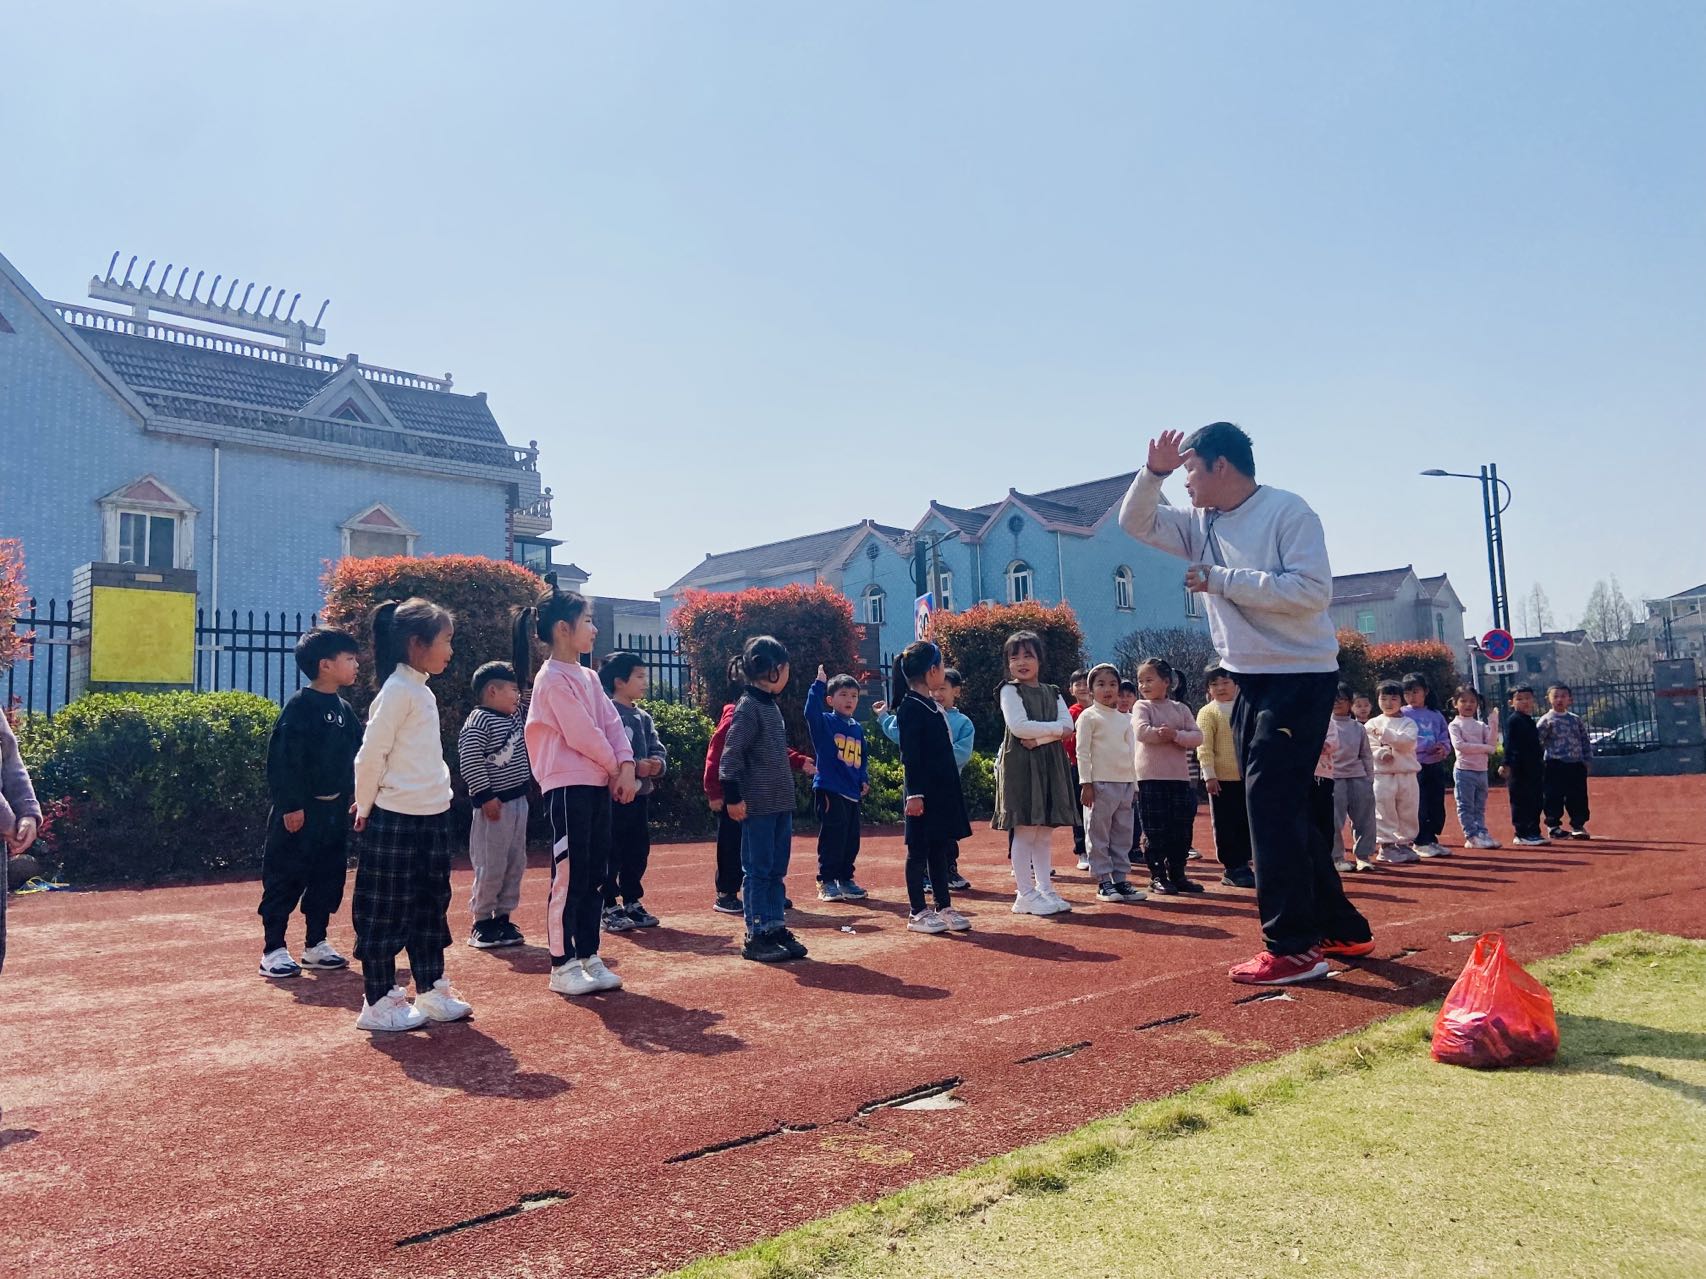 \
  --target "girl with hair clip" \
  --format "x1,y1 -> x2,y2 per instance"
519,575 -> 638,997
1133,656 -> 1206,895
891,641 -> 973,934
351,597 -> 468,1032
992,630 -> 1080,916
